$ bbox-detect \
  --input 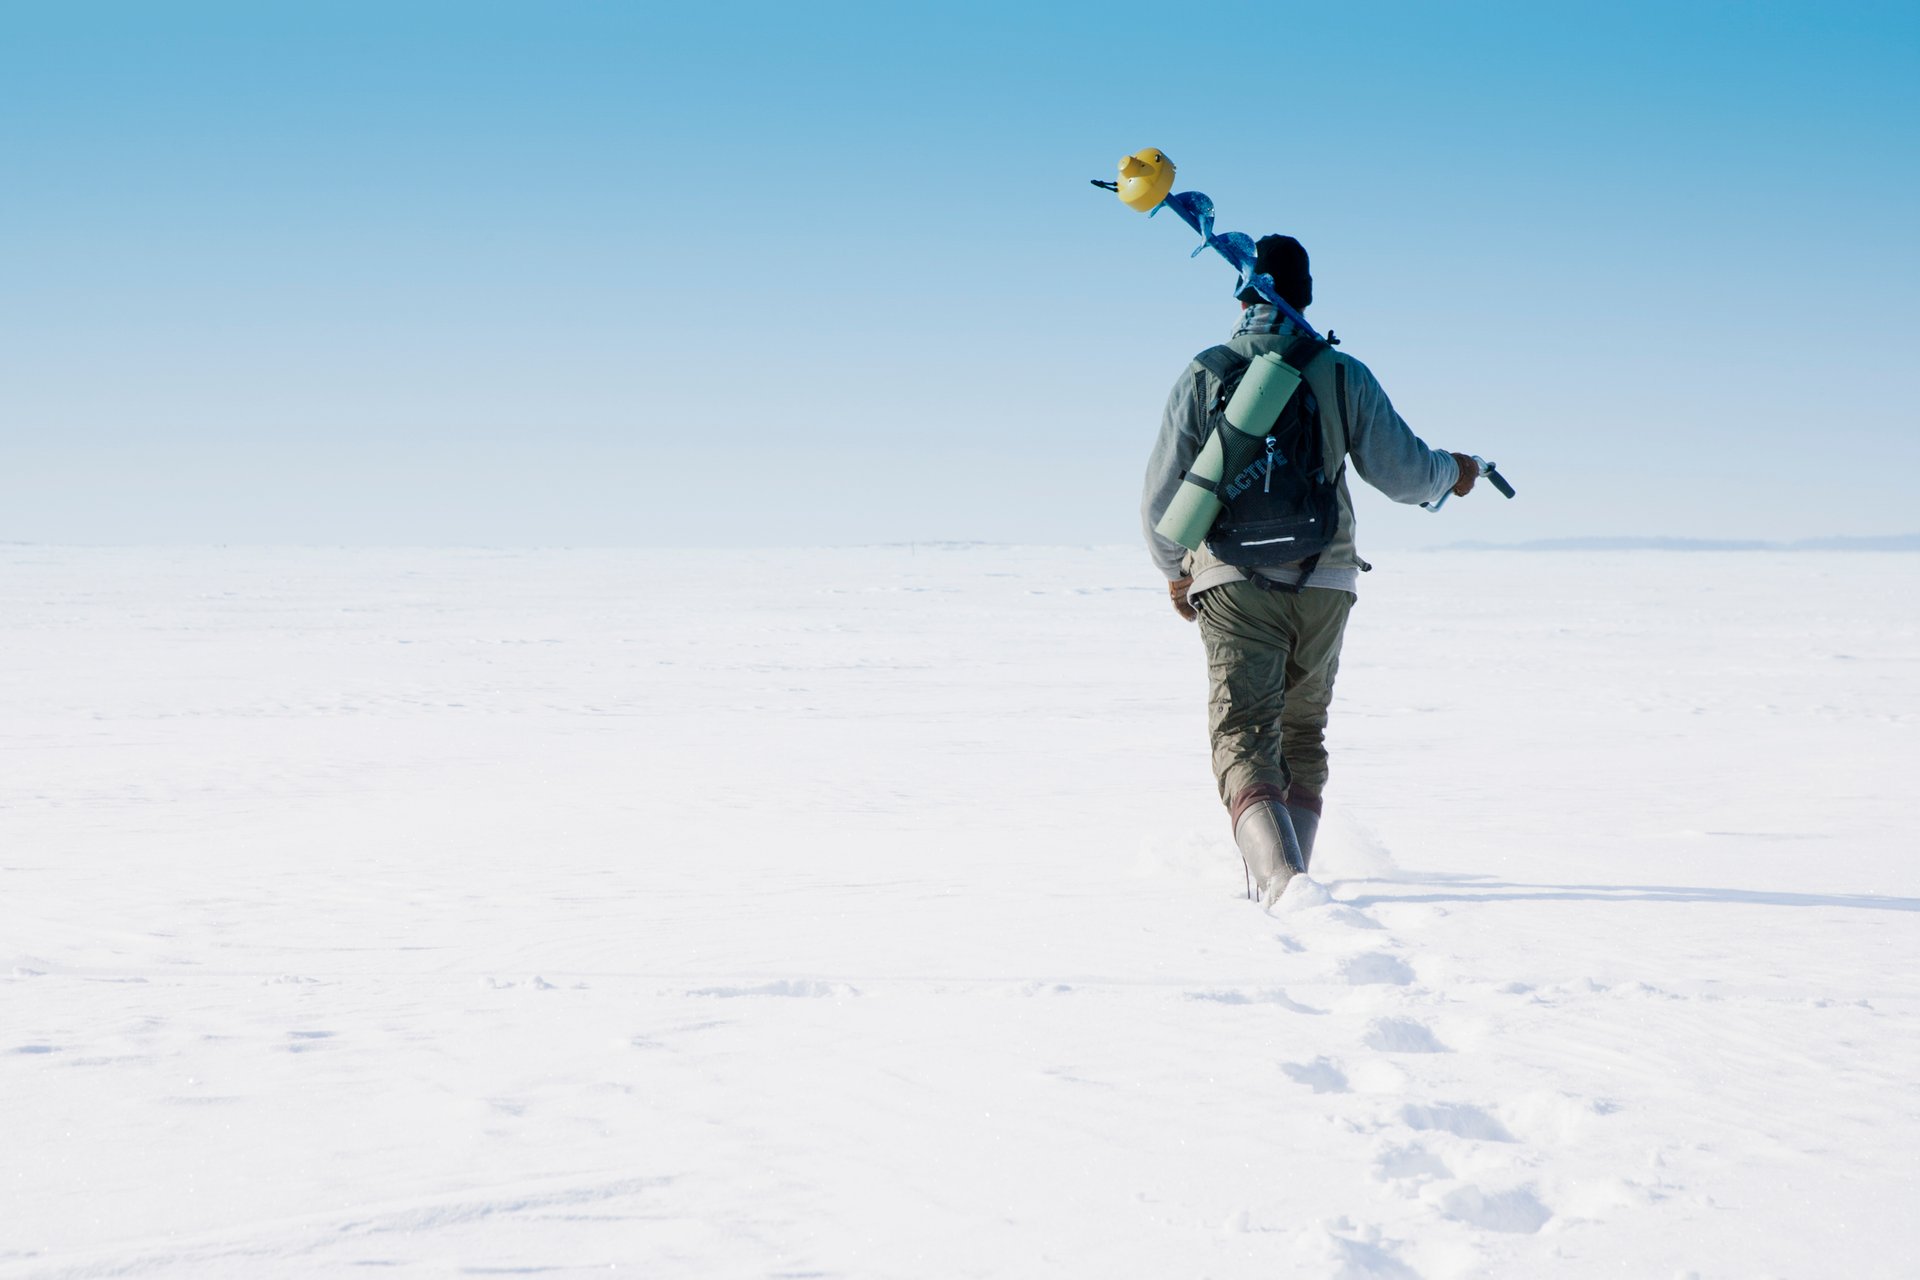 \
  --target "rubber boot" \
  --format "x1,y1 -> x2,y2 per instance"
1233,799 -> 1306,905
1283,799 -> 1321,872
